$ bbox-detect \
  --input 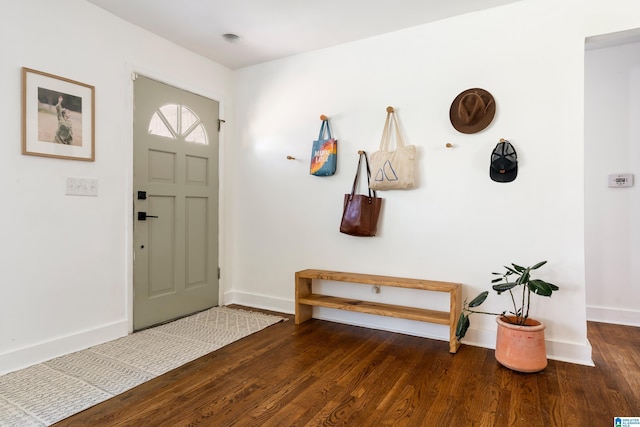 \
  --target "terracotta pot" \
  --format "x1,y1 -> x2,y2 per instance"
495,316 -> 547,373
